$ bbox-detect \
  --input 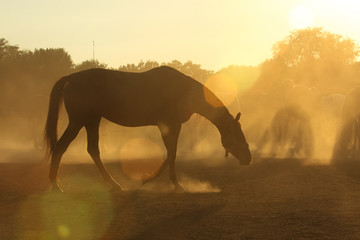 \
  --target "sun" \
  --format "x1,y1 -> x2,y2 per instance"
289,5 -> 314,29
